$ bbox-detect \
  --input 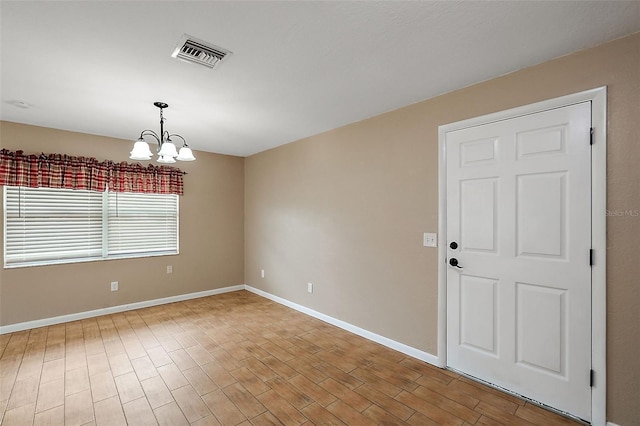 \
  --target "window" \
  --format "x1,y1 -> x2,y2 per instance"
3,186 -> 178,268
